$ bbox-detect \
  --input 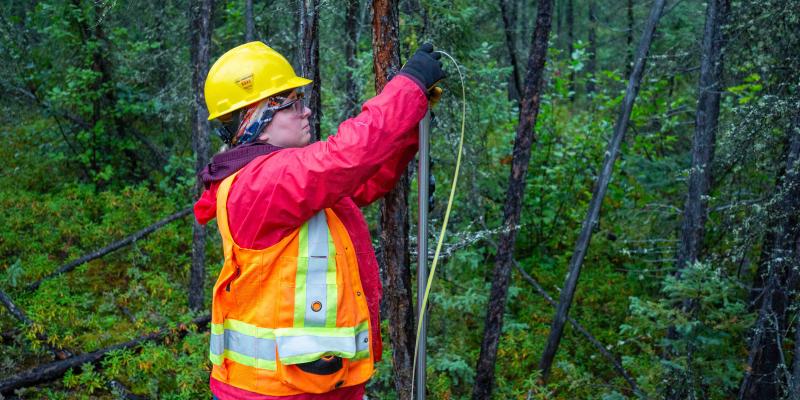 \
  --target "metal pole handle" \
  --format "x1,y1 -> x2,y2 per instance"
416,109 -> 430,400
